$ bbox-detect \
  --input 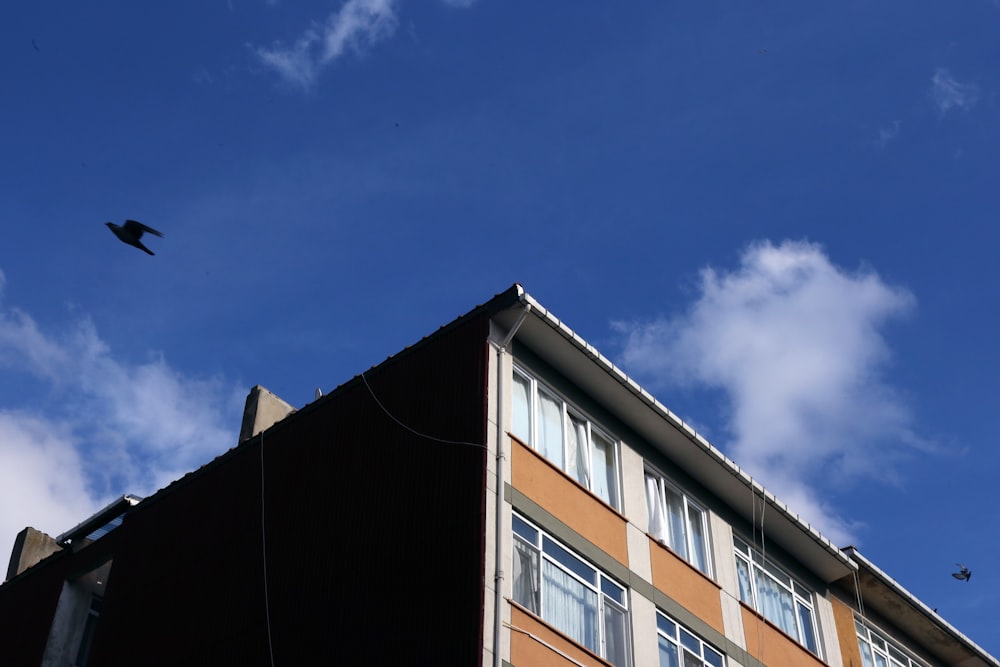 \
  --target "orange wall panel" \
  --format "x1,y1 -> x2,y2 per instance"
740,605 -> 827,667
511,438 -> 628,566
509,605 -> 612,667
648,538 -> 725,634
830,596 -> 865,667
